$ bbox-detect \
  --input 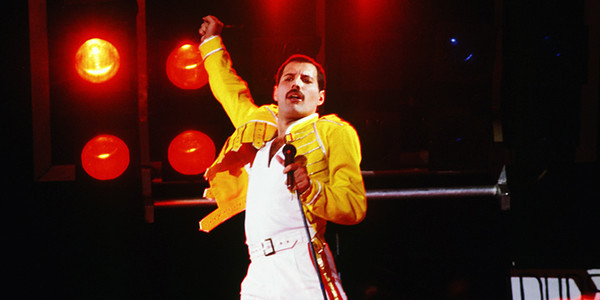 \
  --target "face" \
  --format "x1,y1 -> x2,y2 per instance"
273,61 -> 325,123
